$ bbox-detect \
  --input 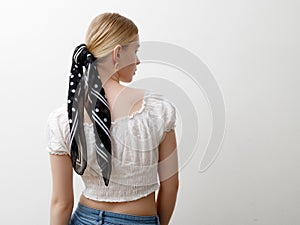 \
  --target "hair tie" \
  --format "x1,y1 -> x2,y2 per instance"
67,44 -> 112,186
